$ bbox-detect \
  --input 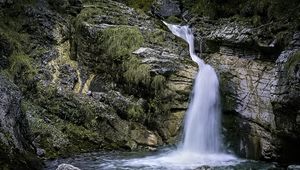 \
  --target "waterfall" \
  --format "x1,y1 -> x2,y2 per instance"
107,22 -> 238,169
163,22 -> 221,154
